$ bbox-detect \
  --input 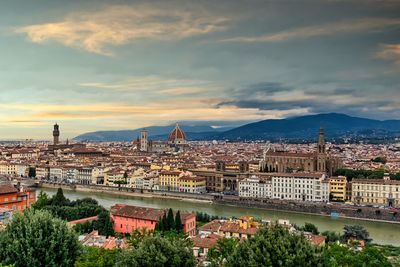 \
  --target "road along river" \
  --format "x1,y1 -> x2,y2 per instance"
40,188 -> 400,246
